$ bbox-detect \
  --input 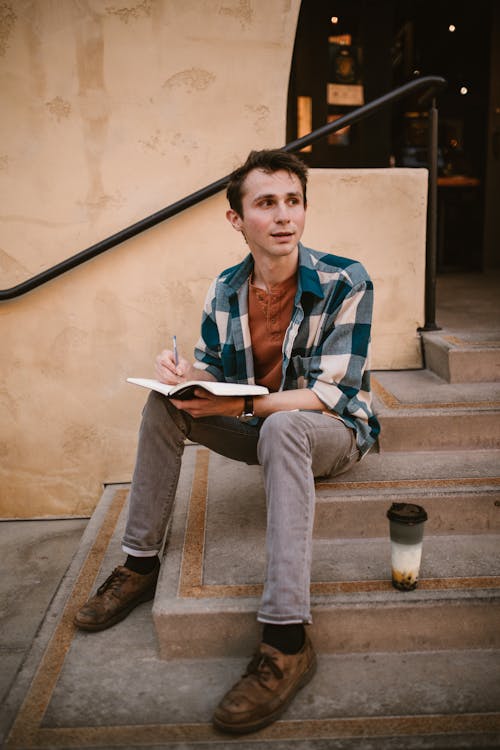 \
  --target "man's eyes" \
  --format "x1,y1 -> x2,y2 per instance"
257,197 -> 301,208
